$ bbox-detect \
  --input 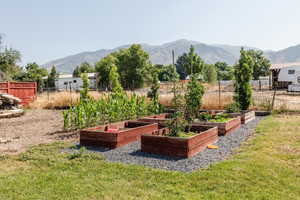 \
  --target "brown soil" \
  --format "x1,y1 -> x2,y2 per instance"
0,109 -> 78,154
